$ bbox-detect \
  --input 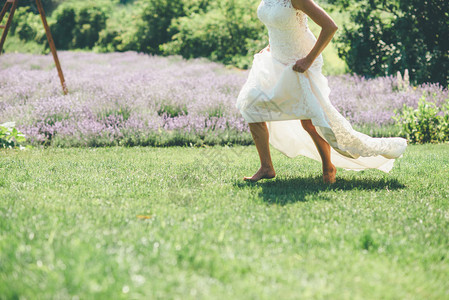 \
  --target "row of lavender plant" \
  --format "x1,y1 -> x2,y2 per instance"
0,52 -> 447,147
